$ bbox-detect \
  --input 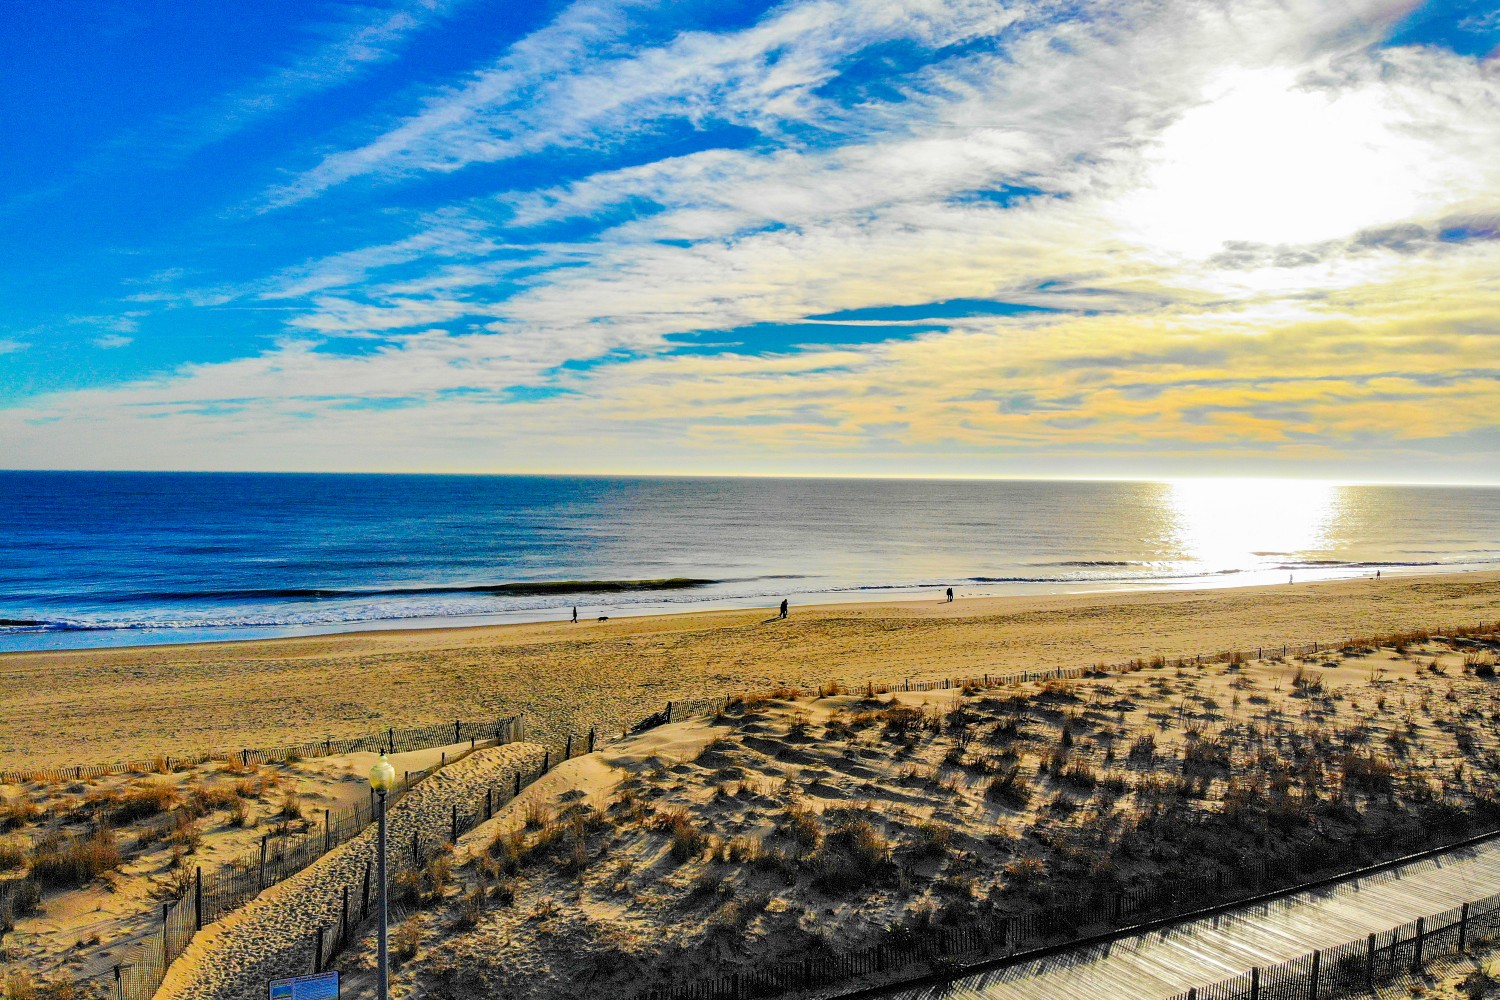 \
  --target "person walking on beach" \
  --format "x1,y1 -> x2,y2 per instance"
946,587 -> 954,603
779,598 -> 788,619
571,606 -> 578,623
